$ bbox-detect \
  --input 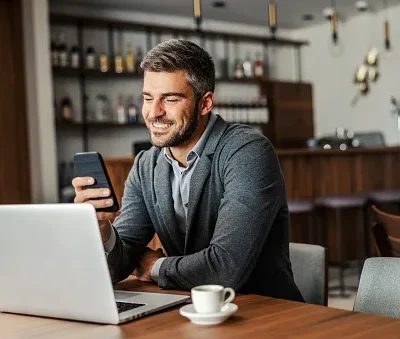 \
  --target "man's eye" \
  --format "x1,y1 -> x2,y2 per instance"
144,98 -> 153,102
166,99 -> 178,103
